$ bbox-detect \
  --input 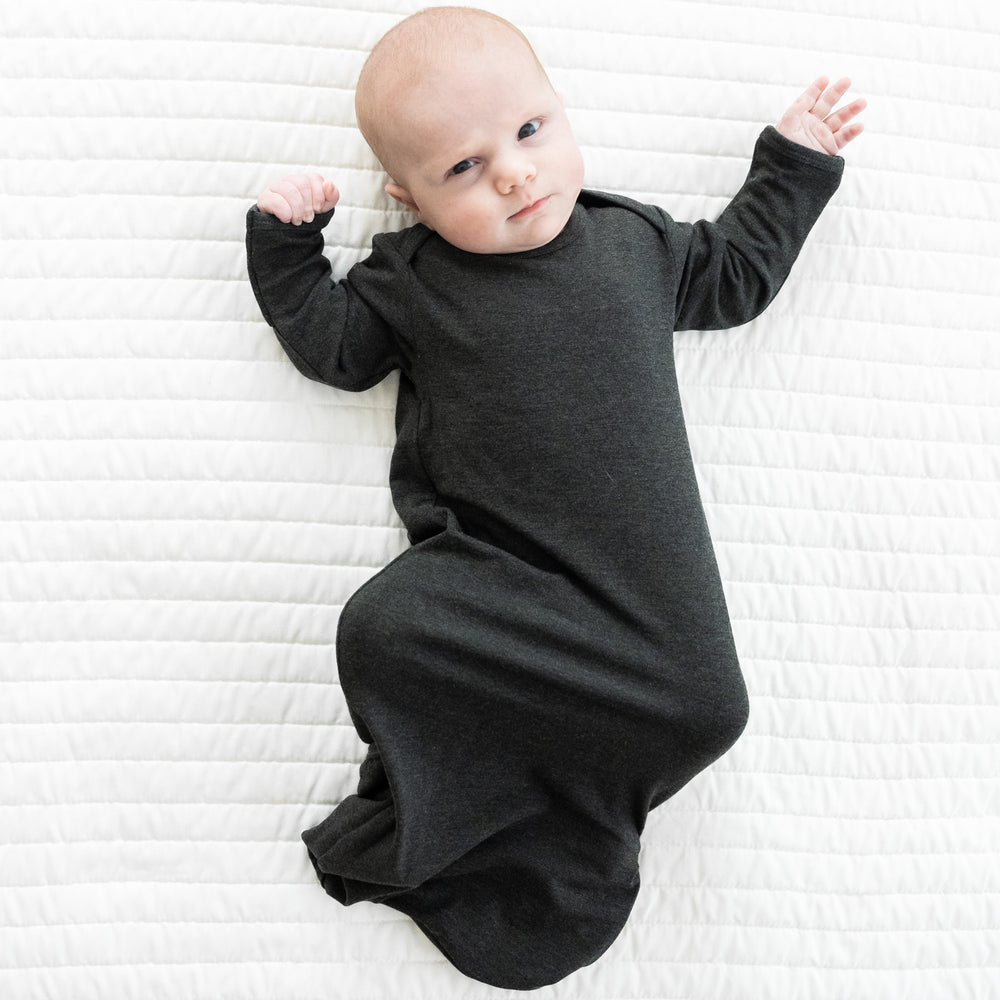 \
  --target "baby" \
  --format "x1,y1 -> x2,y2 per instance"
246,5 -> 864,990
